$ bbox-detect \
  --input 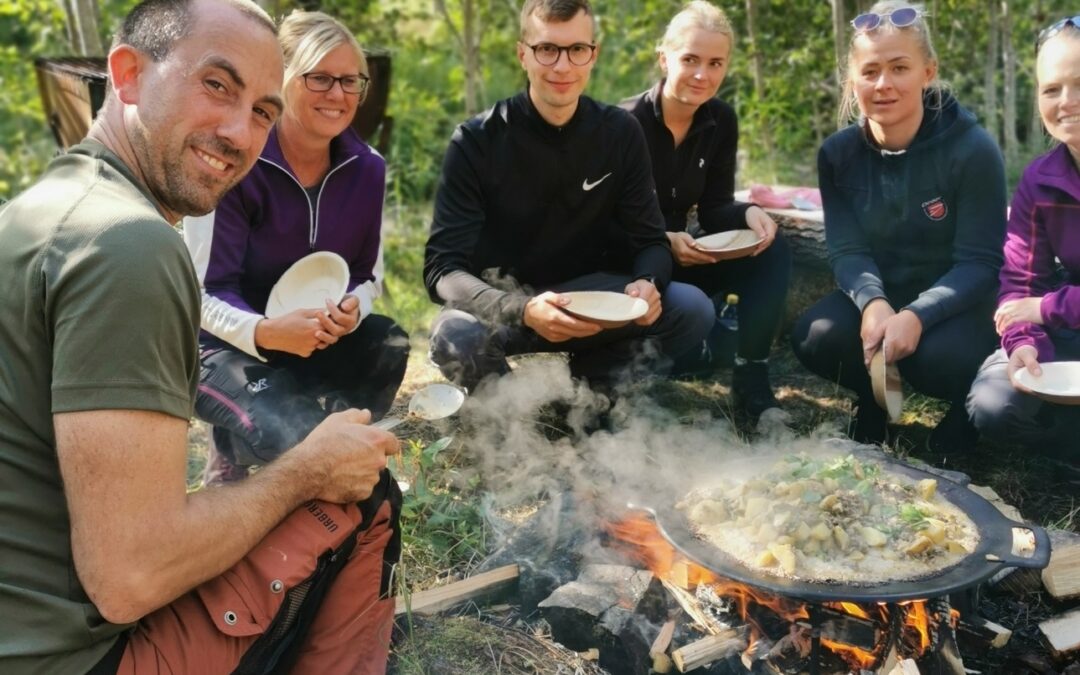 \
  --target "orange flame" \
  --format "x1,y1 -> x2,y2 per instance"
821,638 -> 879,669
606,514 -> 958,671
